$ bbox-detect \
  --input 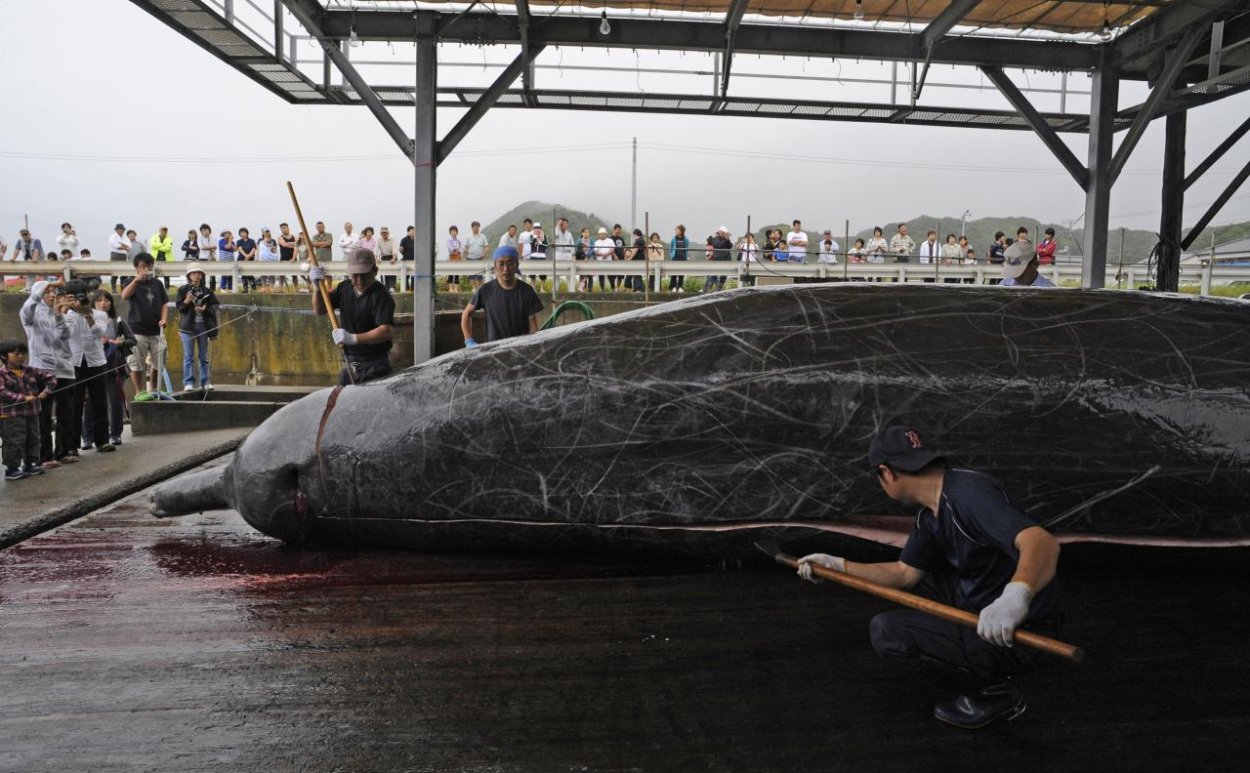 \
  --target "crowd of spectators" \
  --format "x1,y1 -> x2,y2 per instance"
4,219 -> 1061,295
